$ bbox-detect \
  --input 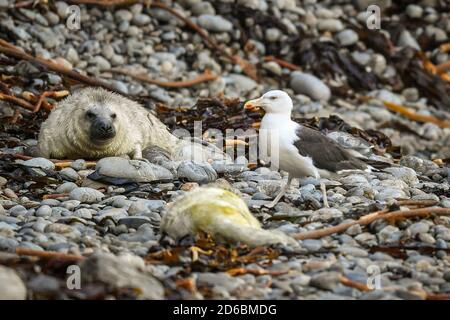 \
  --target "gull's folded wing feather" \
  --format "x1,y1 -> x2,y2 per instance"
294,126 -> 368,172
